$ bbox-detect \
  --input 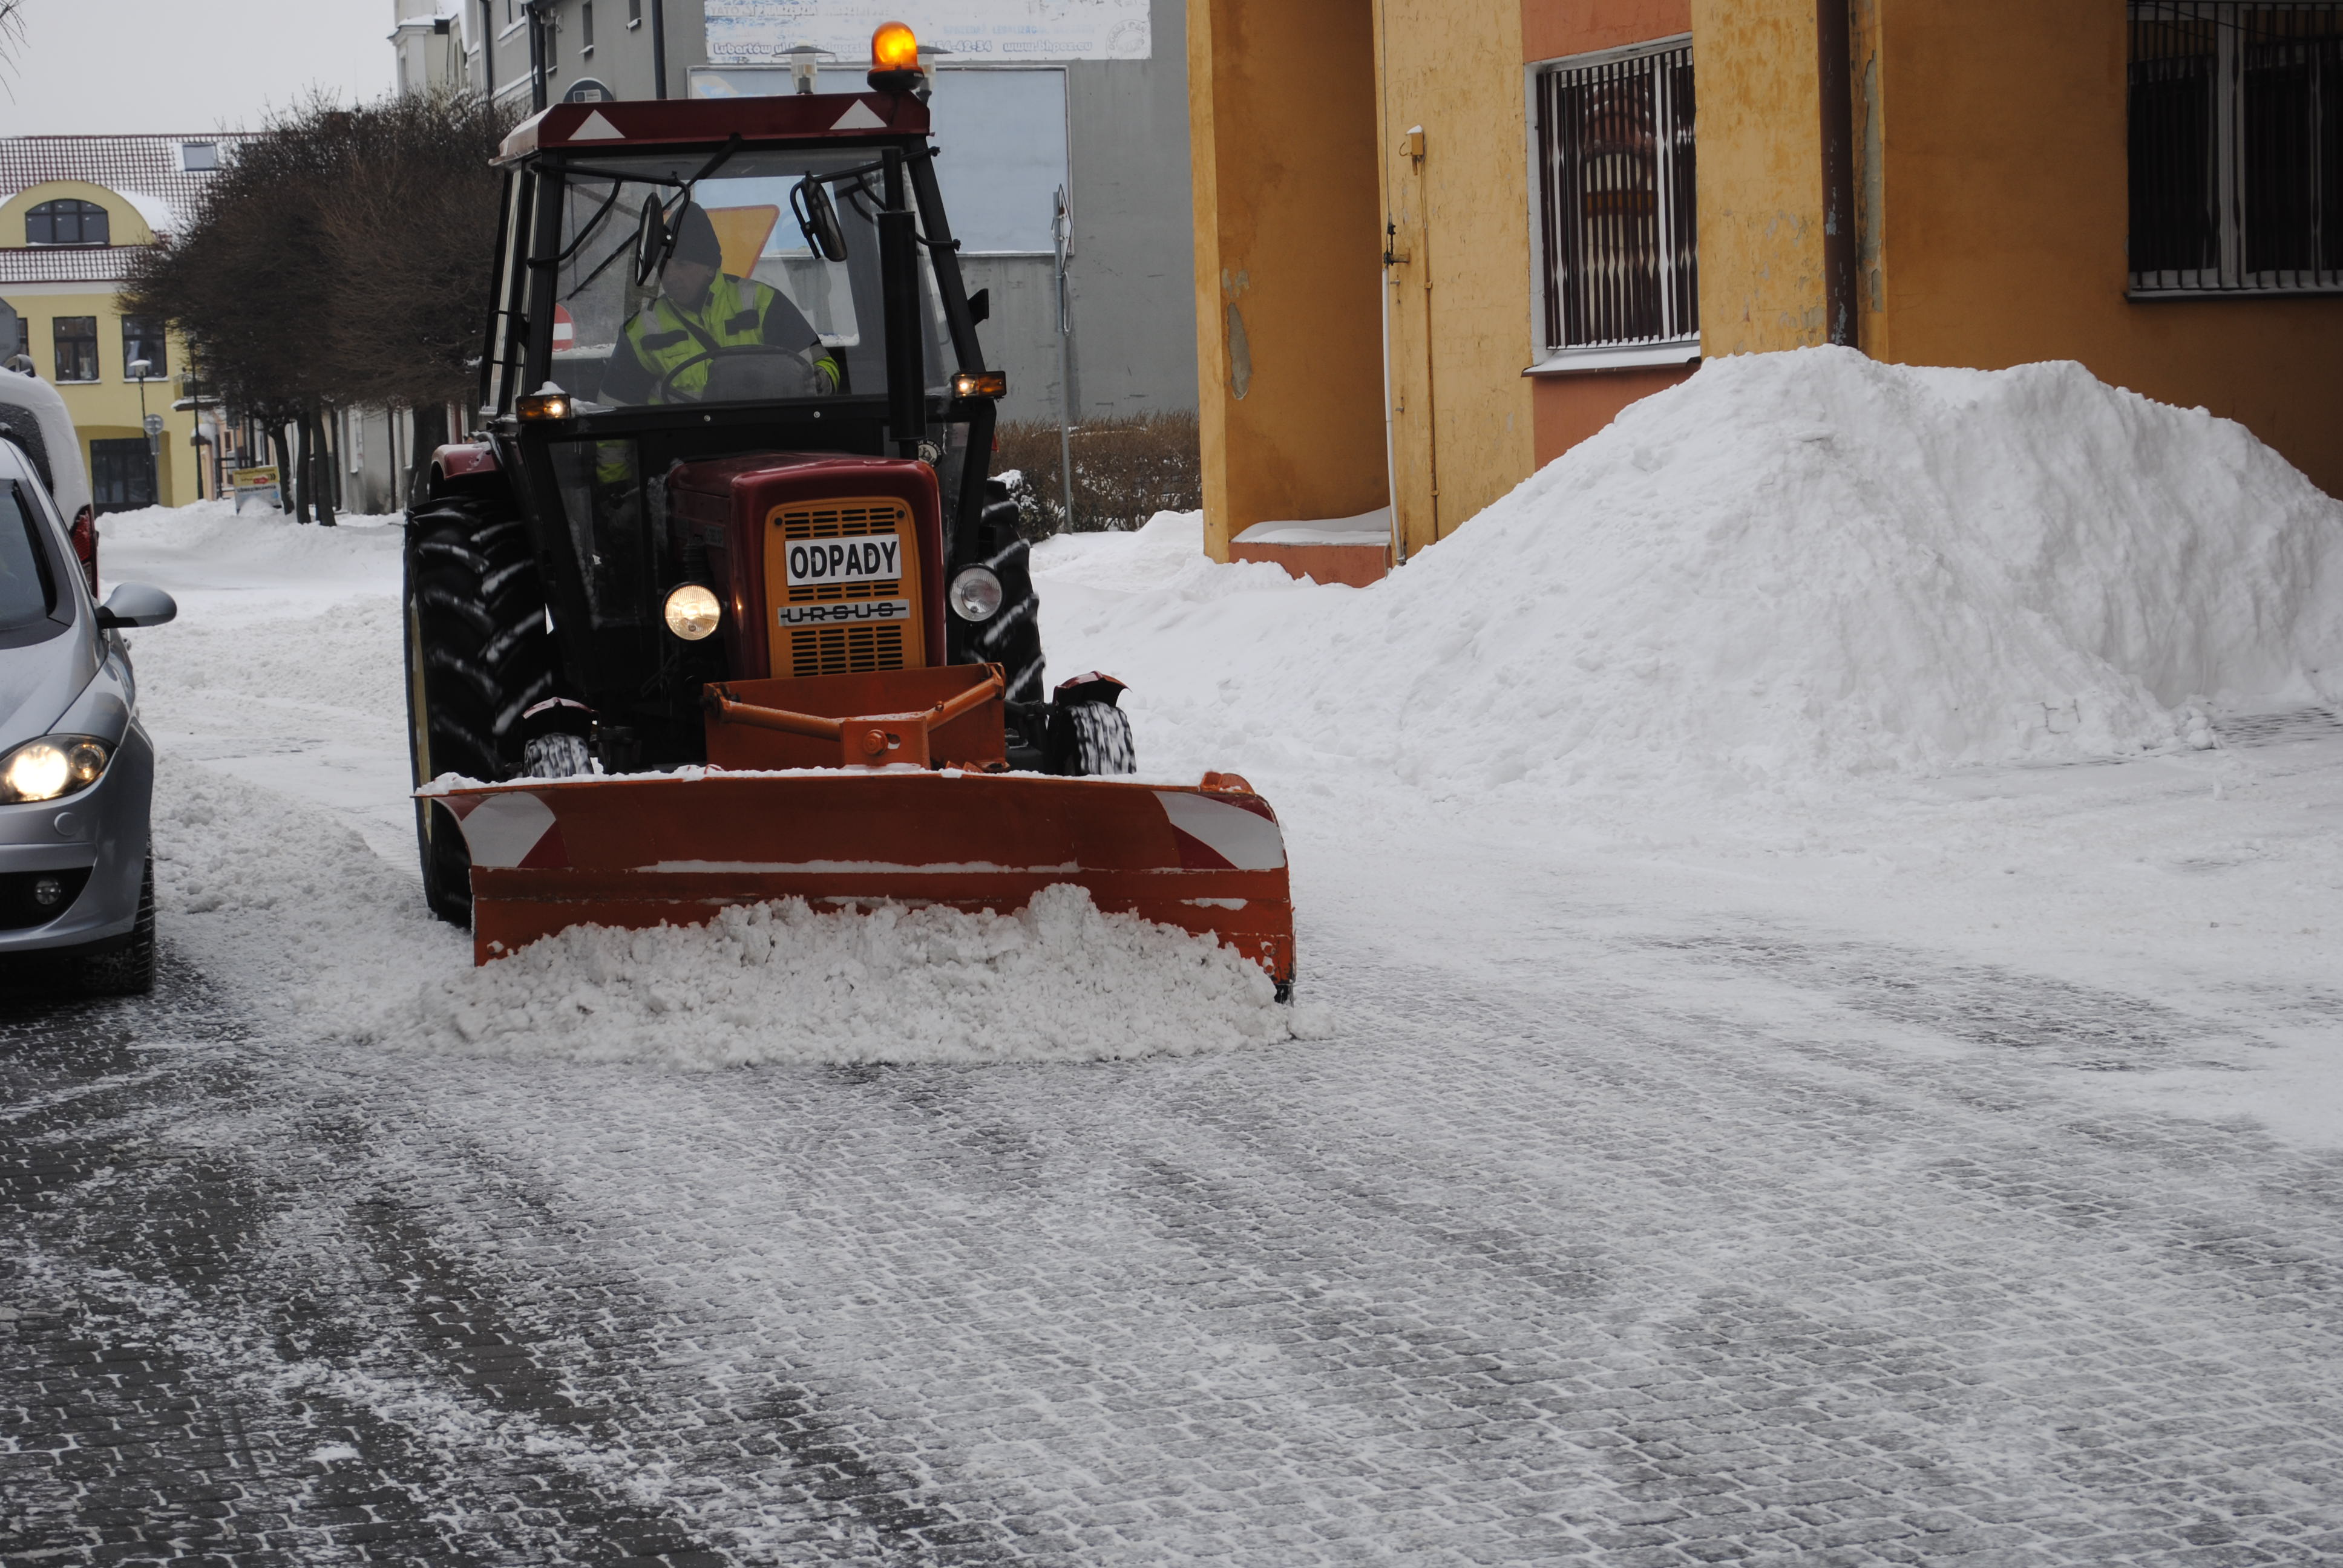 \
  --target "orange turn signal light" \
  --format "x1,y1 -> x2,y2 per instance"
517,390 -> 573,422
872,22 -> 919,73
951,370 -> 1008,400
